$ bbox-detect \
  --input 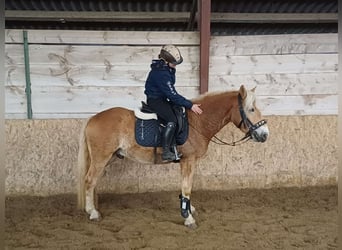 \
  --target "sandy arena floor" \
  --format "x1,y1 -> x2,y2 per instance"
5,185 -> 337,249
